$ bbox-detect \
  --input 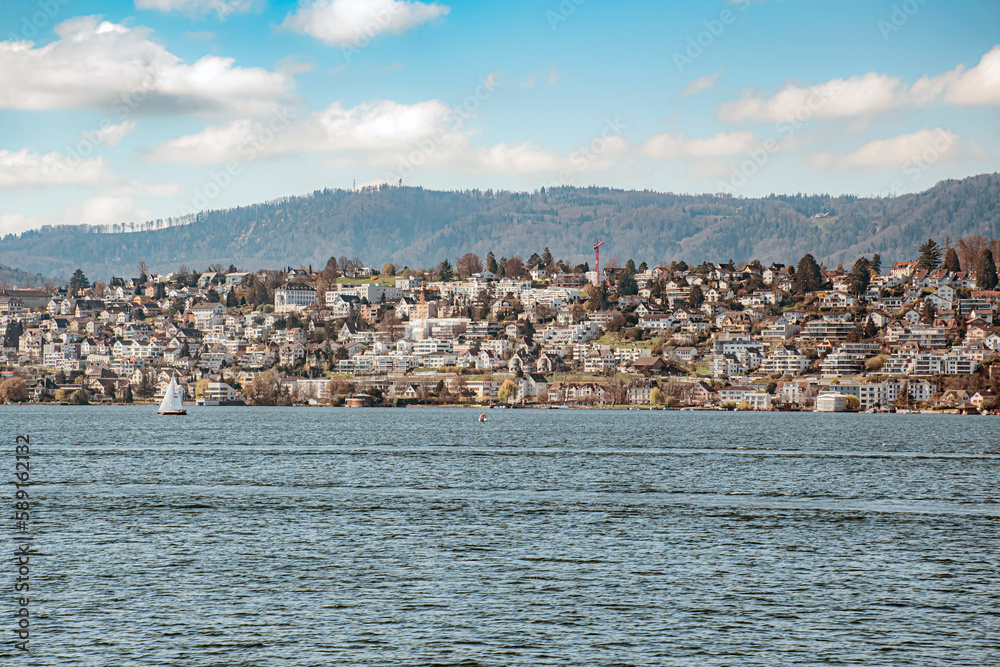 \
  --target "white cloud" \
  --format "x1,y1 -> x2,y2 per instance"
909,45 -> 1000,107
834,128 -> 959,170
145,97 -> 632,178
717,72 -> 901,124
0,149 -> 108,189
717,44 -> 1000,125
681,69 -> 722,96
0,213 -> 48,236
282,0 -> 449,48
145,99 -> 462,164
135,0 -> 252,18
940,44 -> 1000,107
145,119 -> 261,164
685,159 -> 733,180
463,143 -> 565,174
0,17 -> 294,115
81,120 -> 139,148
72,195 -> 154,227
640,131 -> 759,158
